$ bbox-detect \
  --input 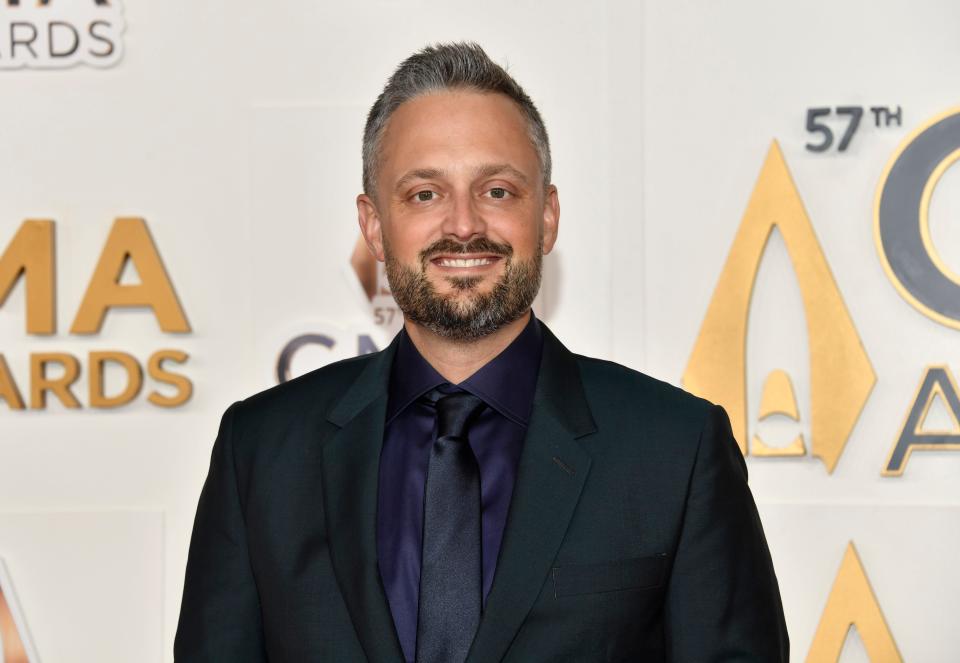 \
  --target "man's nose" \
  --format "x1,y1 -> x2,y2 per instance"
442,192 -> 486,242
